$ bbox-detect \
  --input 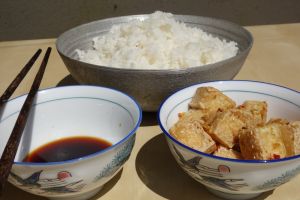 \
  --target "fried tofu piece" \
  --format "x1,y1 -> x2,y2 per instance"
188,87 -> 236,124
290,121 -> 300,155
267,119 -> 295,157
170,110 -> 216,153
239,122 -> 288,160
238,101 -> 267,127
240,119 -> 300,160
213,146 -> 243,159
208,109 -> 252,148
270,119 -> 300,156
